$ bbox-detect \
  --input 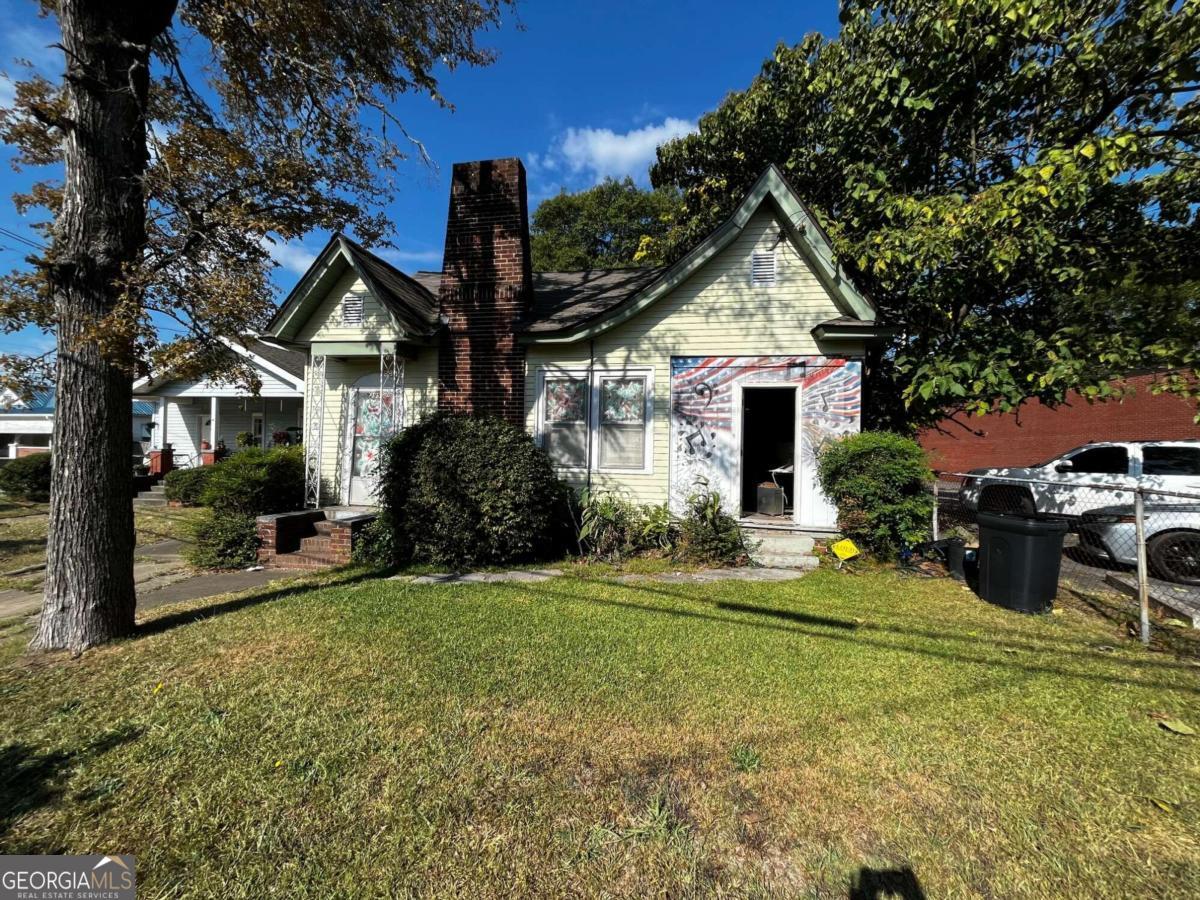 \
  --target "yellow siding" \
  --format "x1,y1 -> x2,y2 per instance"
523,207 -> 865,505
304,346 -> 439,504
295,269 -> 401,342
